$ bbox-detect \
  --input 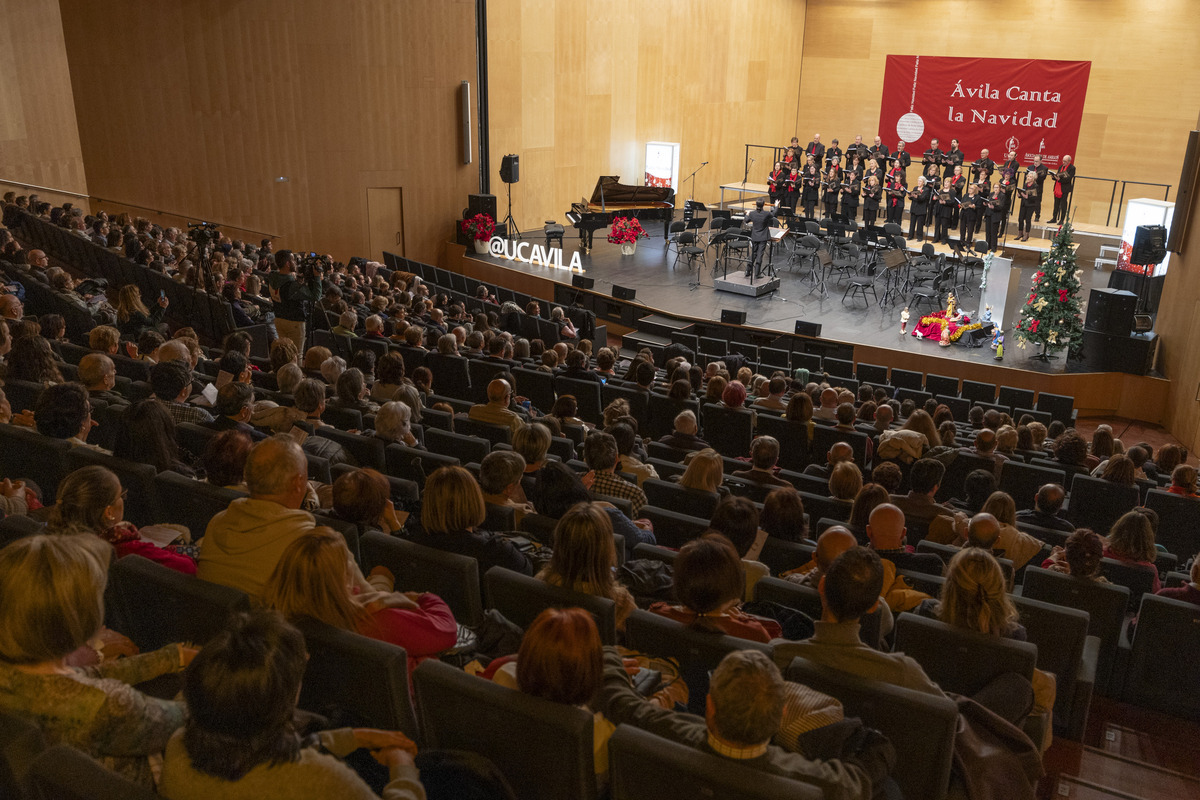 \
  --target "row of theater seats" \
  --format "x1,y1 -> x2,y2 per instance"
10,211 -> 272,356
